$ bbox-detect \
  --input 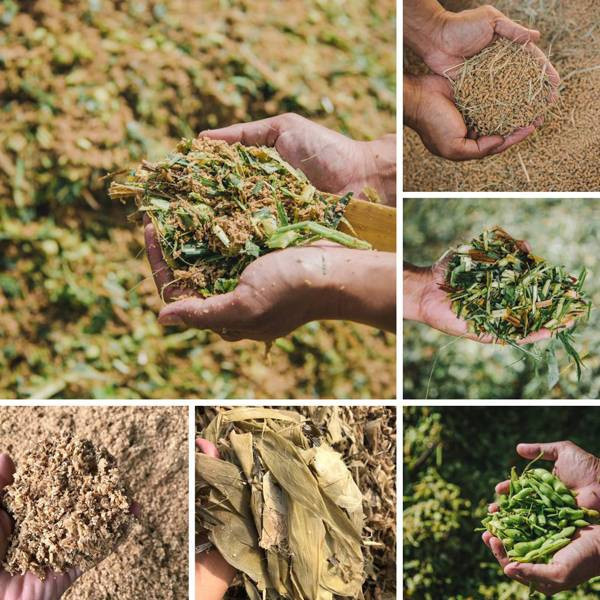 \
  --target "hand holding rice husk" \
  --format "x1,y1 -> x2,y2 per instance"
450,38 -> 555,136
